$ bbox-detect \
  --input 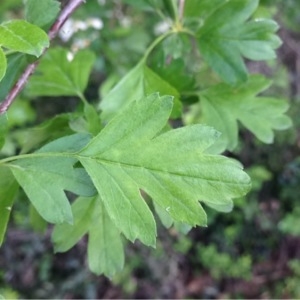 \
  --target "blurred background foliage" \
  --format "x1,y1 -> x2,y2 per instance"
0,0 -> 300,298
